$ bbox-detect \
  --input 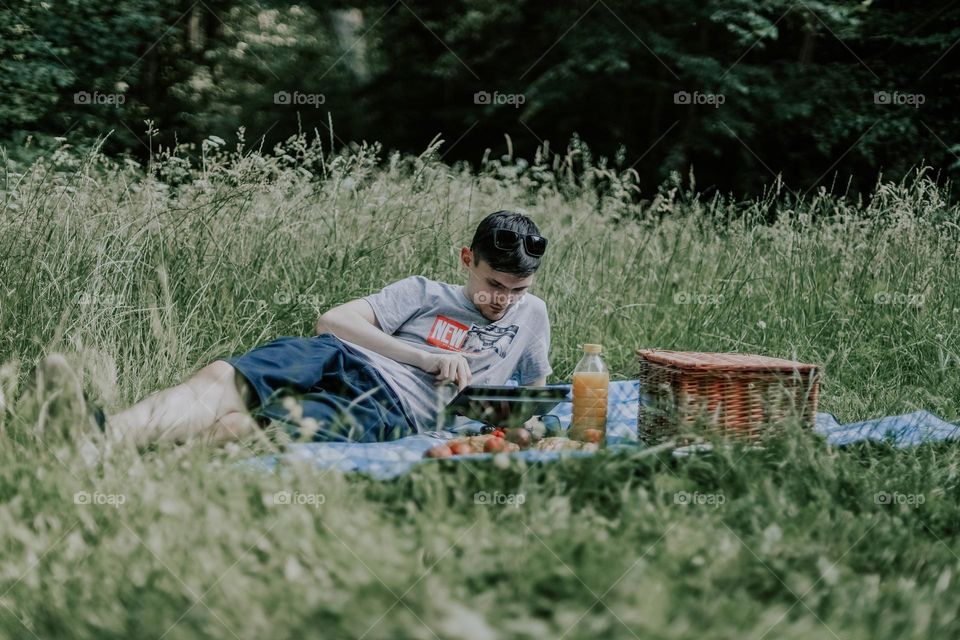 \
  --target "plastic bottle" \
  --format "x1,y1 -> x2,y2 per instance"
570,343 -> 609,444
